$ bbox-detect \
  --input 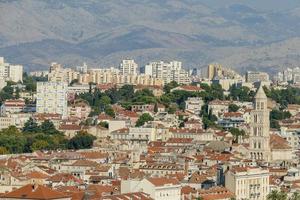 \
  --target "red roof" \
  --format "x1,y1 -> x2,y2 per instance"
1,184 -> 70,200
59,124 -> 81,131
147,177 -> 179,187
174,85 -> 203,92
223,112 -> 242,118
